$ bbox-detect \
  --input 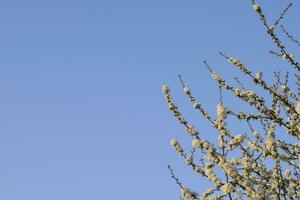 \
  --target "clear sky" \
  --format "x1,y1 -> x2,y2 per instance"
0,0 -> 299,199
